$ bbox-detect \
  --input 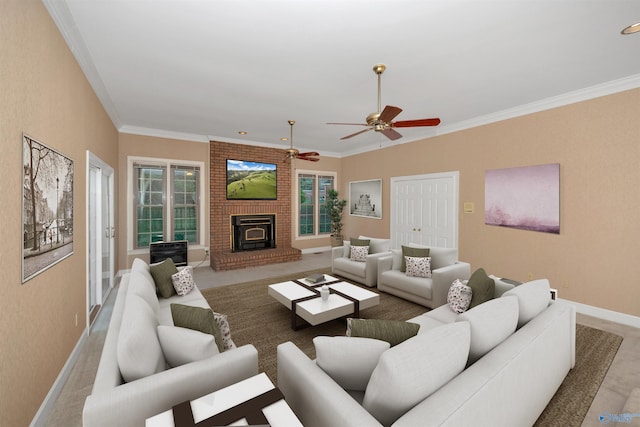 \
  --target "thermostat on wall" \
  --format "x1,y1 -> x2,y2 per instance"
463,202 -> 474,213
